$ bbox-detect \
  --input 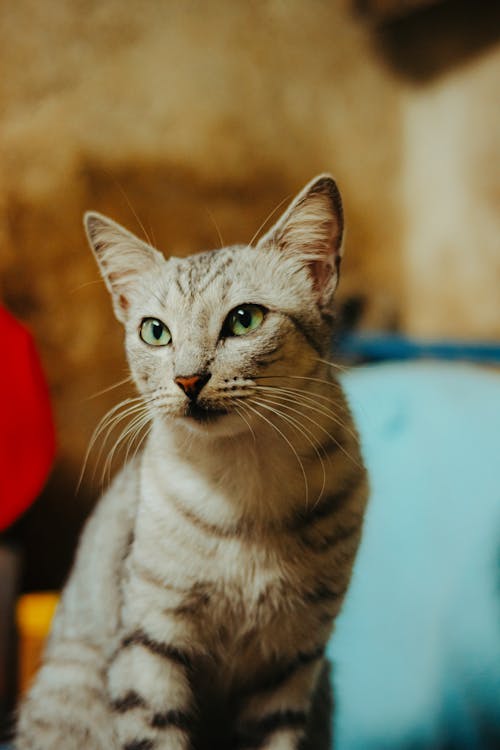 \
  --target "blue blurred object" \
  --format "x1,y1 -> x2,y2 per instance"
338,332 -> 500,364
329,362 -> 500,749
